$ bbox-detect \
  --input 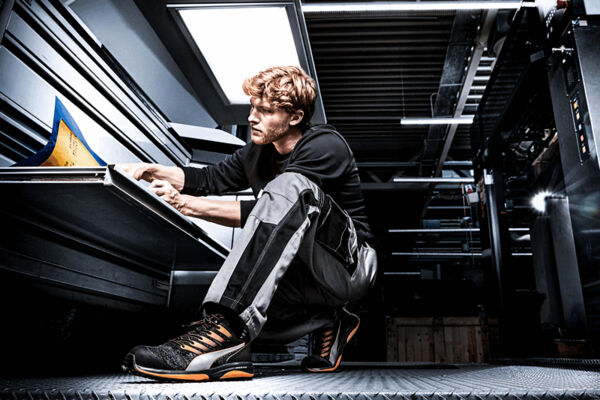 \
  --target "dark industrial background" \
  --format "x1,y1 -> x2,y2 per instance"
1,0 -> 599,384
